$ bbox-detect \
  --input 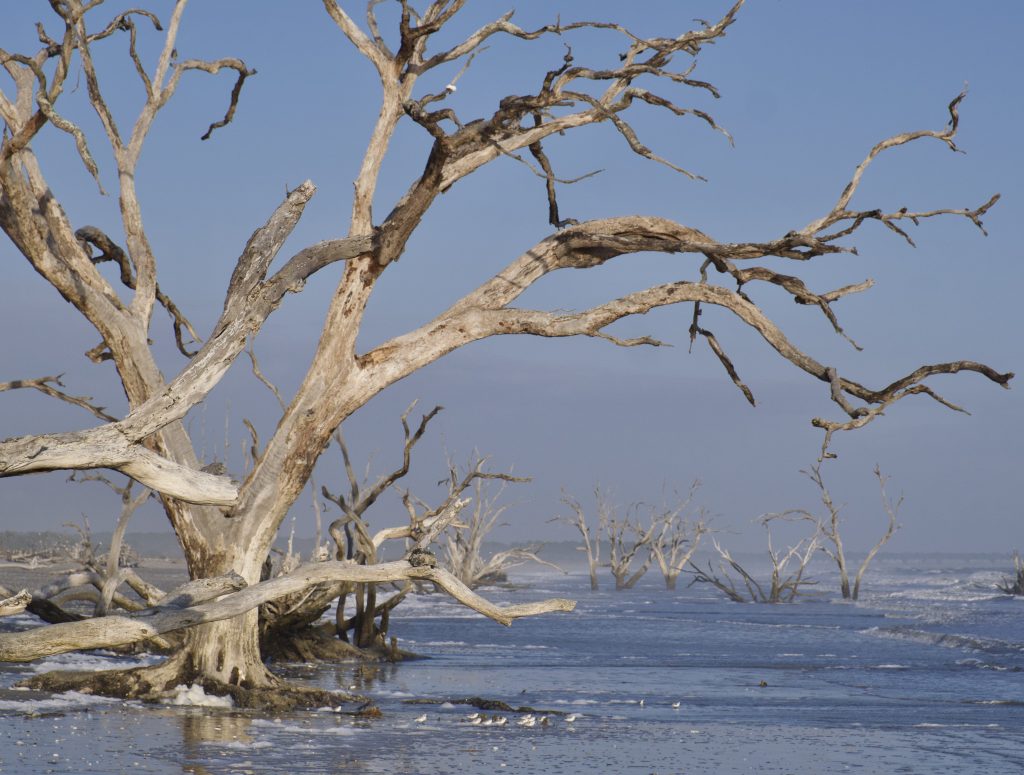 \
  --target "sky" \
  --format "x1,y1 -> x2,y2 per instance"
1,1 -> 1021,555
